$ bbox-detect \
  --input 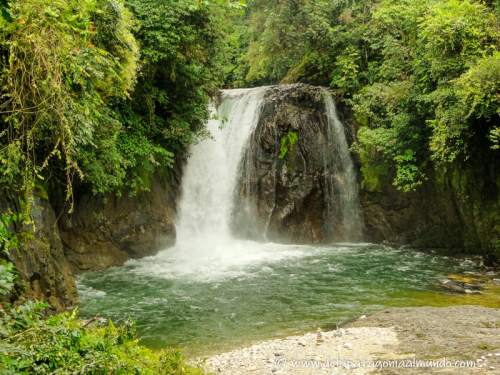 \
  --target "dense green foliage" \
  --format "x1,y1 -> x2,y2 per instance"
0,262 -> 207,375
0,0 -> 139,212
111,0 -> 231,195
0,0 -> 241,217
231,0 -> 500,191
